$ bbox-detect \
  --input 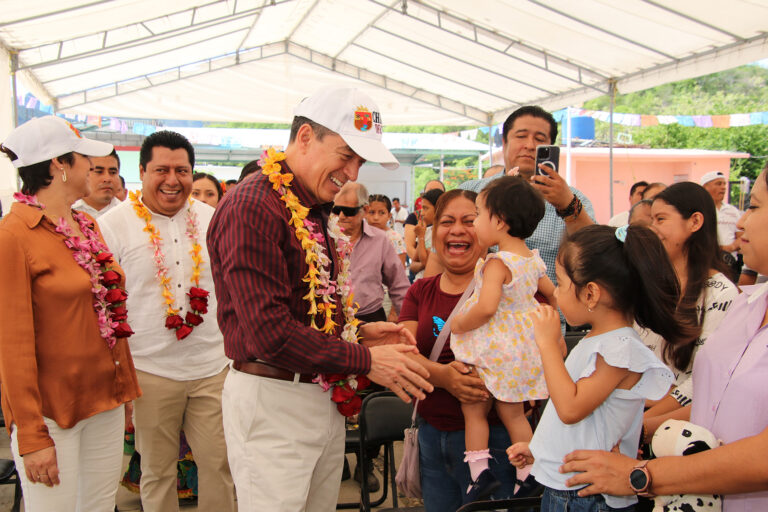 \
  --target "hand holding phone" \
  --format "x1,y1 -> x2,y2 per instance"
535,145 -> 560,175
